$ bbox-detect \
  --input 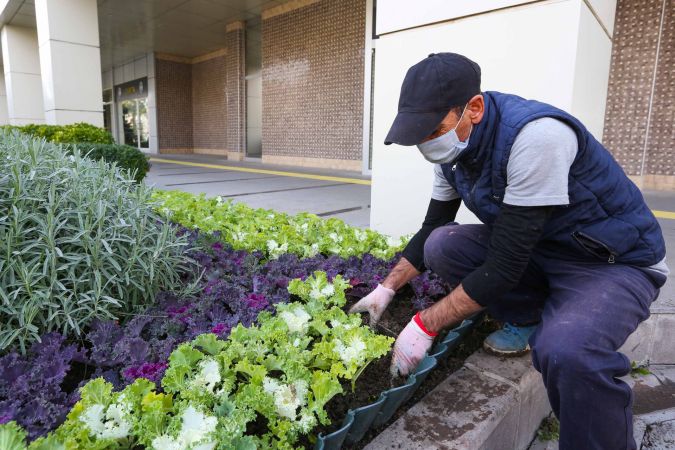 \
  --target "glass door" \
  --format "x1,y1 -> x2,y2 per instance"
121,98 -> 149,149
